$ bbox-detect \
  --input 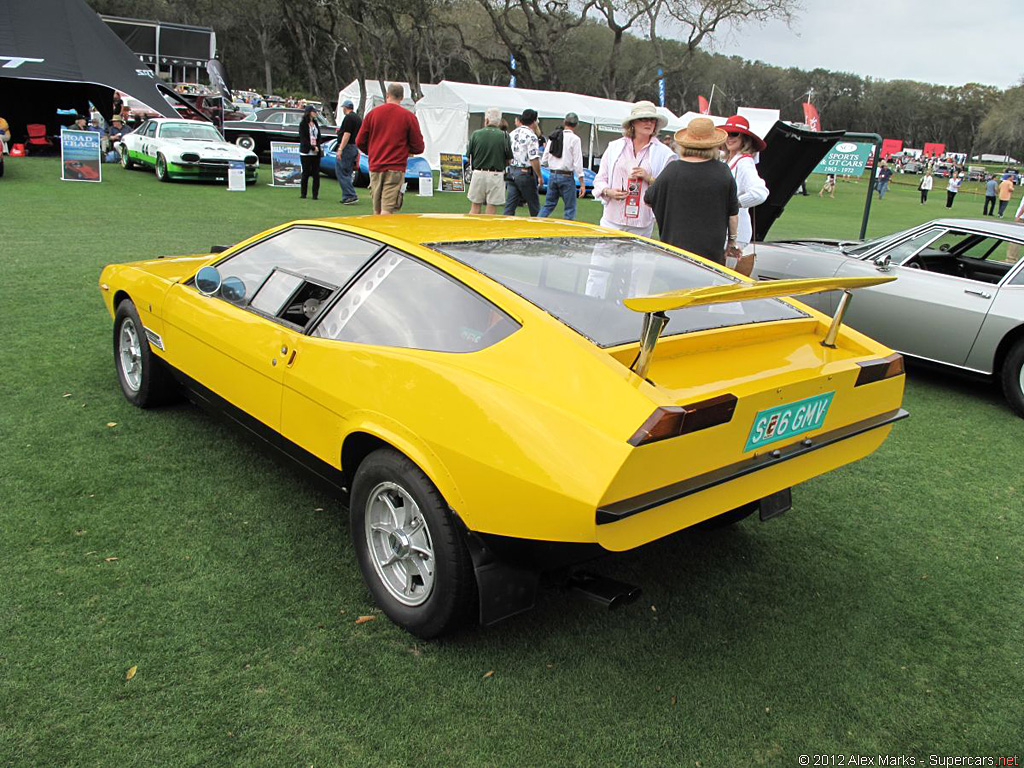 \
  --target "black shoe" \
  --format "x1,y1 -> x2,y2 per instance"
342,197 -> 359,205
300,195 -> 307,199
